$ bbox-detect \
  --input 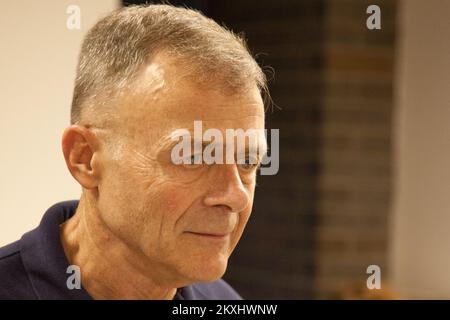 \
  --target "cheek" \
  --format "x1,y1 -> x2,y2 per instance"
96,158 -> 162,244
238,205 -> 253,232
138,180 -> 199,242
